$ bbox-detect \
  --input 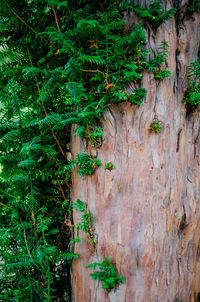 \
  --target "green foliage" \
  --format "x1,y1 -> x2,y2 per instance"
76,153 -> 101,175
104,162 -> 116,171
75,126 -> 103,147
0,0 -> 174,299
86,257 -> 125,290
188,0 -> 200,11
149,41 -> 171,80
128,87 -> 147,105
149,119 -> 162,133
72,199 -> 96,245
183,60 -> 200,107
133,0 -> 176,30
